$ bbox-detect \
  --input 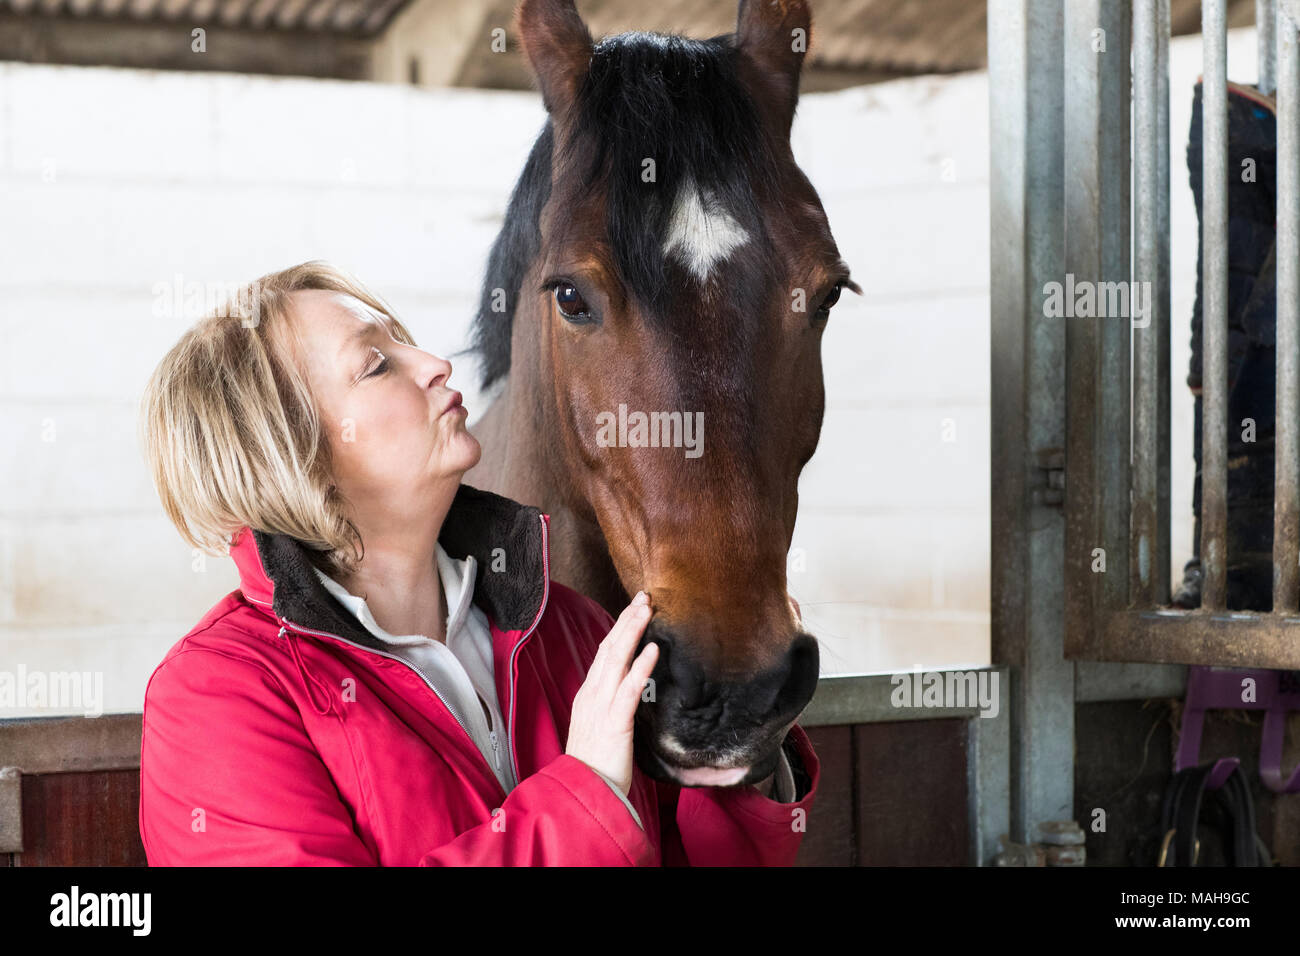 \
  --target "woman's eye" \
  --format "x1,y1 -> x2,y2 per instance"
365,355 -> 389,378
554,283 -> 591,320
